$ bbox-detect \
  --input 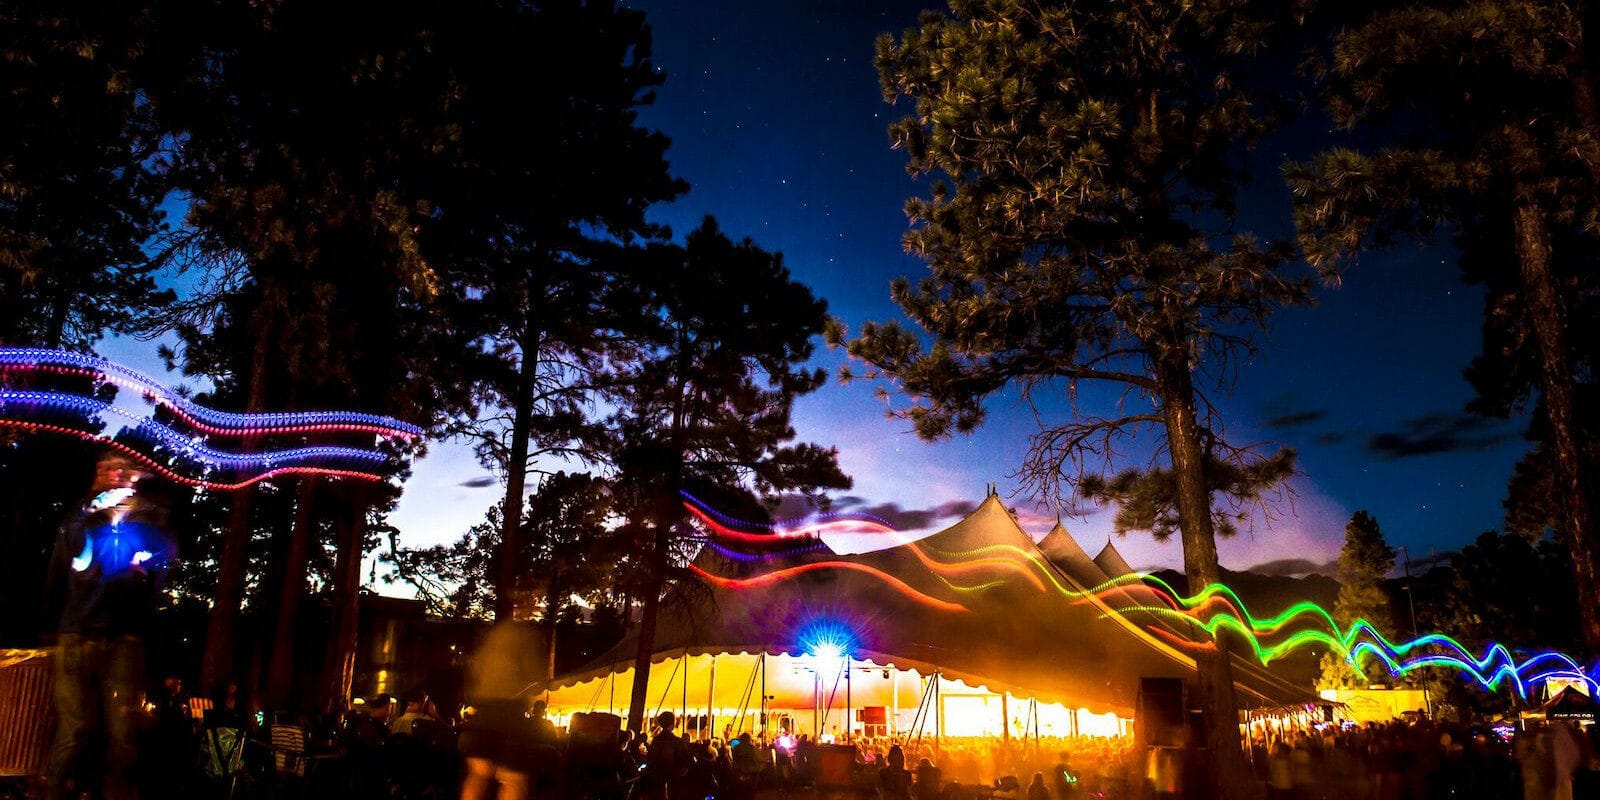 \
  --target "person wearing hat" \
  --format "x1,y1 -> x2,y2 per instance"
45,450 -> 177,800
